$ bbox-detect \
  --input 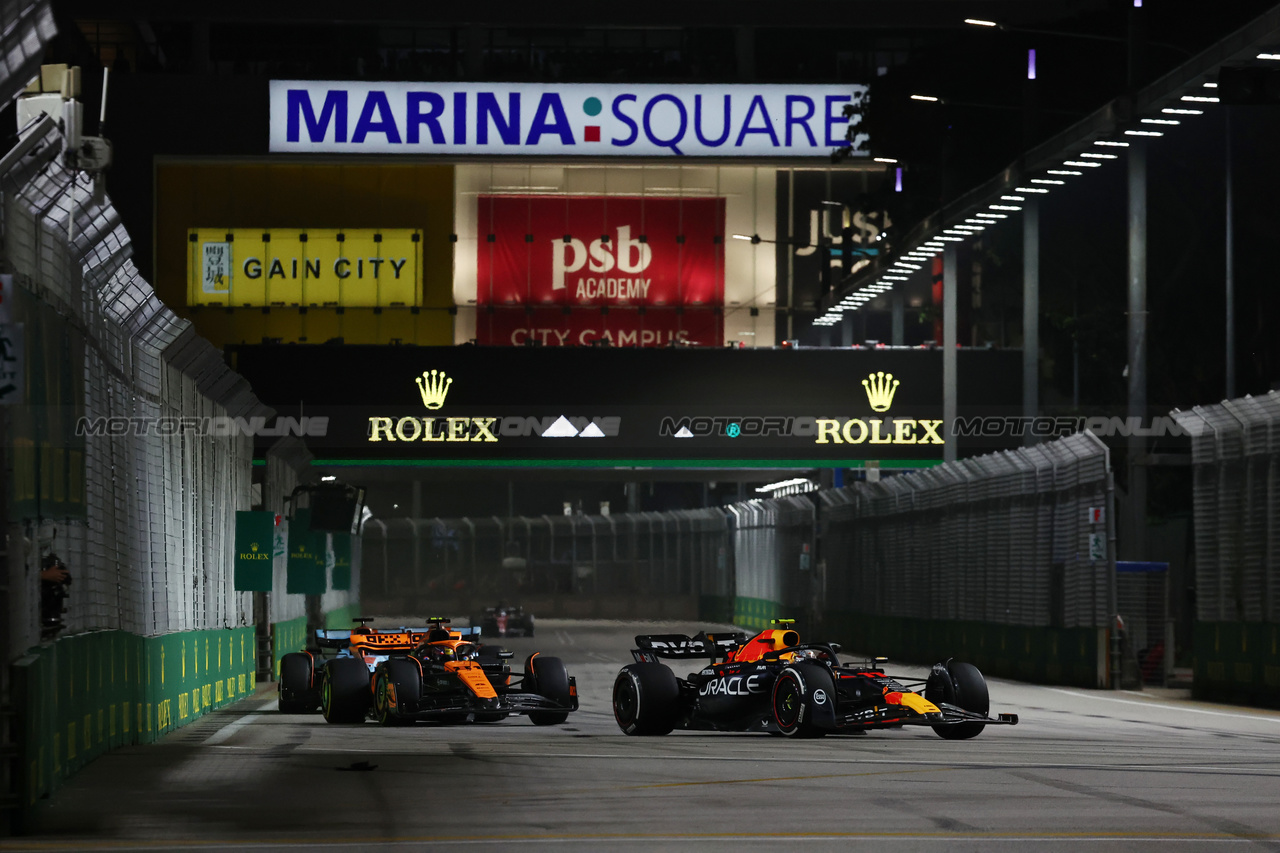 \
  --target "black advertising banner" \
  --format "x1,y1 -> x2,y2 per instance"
228,345 -> 1020,466
234,510 -> 275,591
286,509 -> 327,595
